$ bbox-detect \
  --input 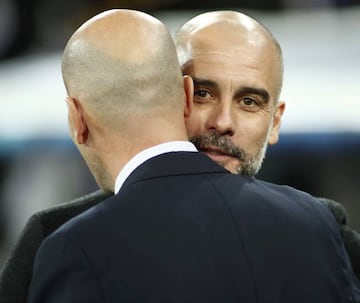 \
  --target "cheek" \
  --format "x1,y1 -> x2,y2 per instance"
185,110 -> 205,137
185,117 -> 200,137
235,118 -> 270,146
